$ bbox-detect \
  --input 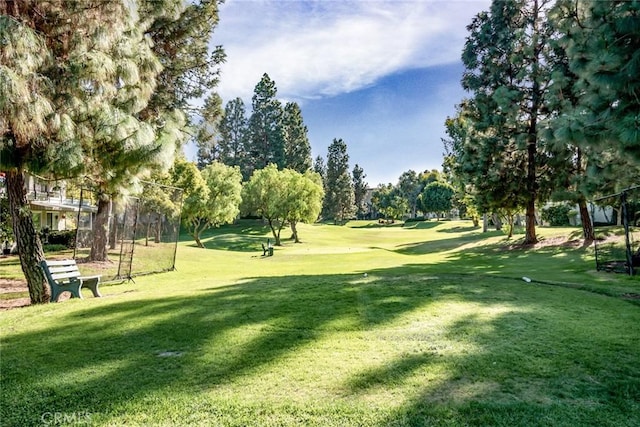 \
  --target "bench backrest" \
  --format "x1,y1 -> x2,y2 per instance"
40,260 -> 81,284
